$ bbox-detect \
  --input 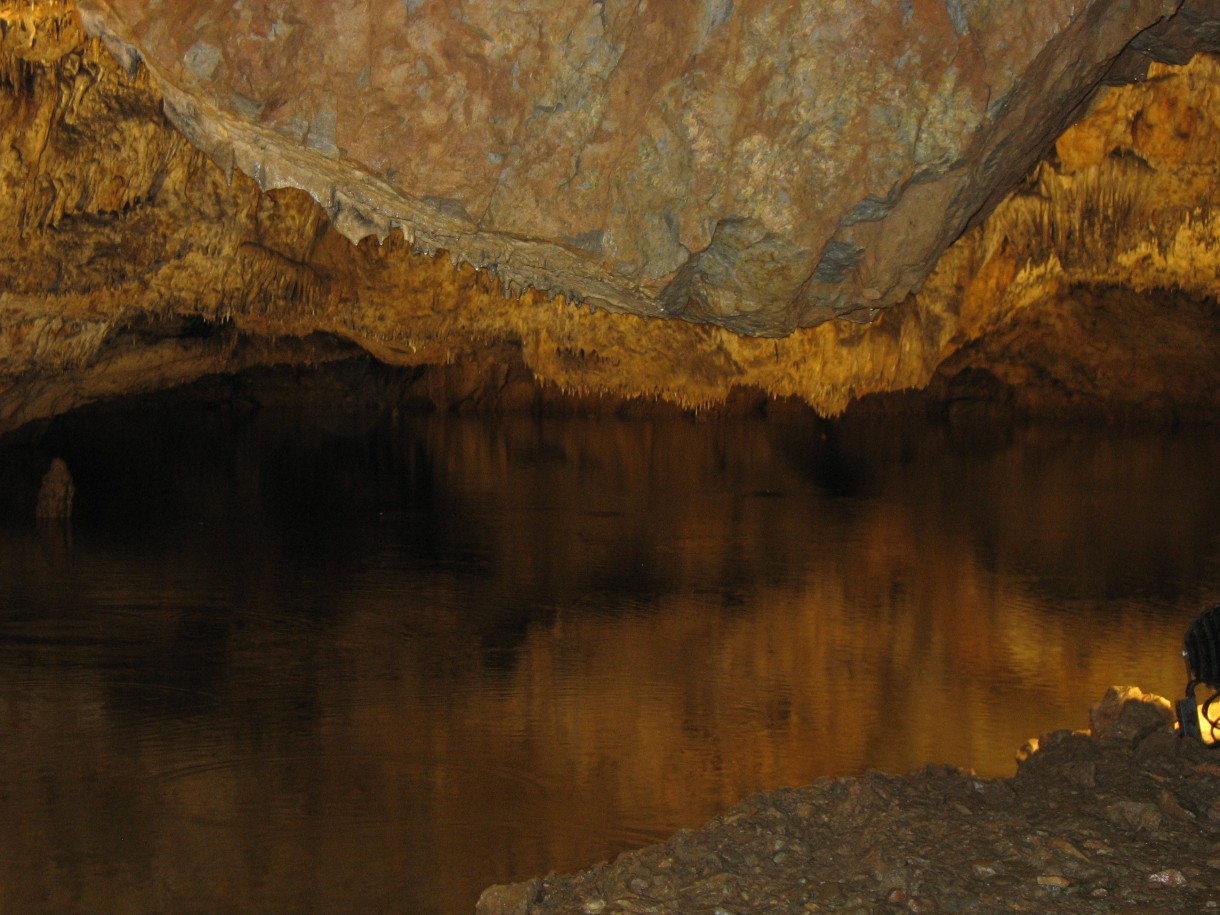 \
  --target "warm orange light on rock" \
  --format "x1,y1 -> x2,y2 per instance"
3,1 -> 1220,431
